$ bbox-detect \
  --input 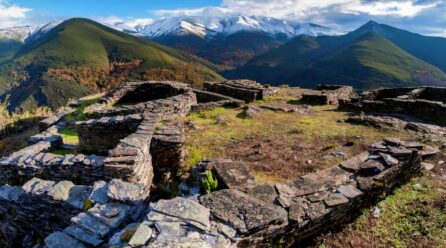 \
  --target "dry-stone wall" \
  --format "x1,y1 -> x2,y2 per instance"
301,84 -> 353,105
2,81 -> 439,247
84,81 -> 197,119
204,80 -> 276,103
341,86 -> 446,124
40,138 -> 433,247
